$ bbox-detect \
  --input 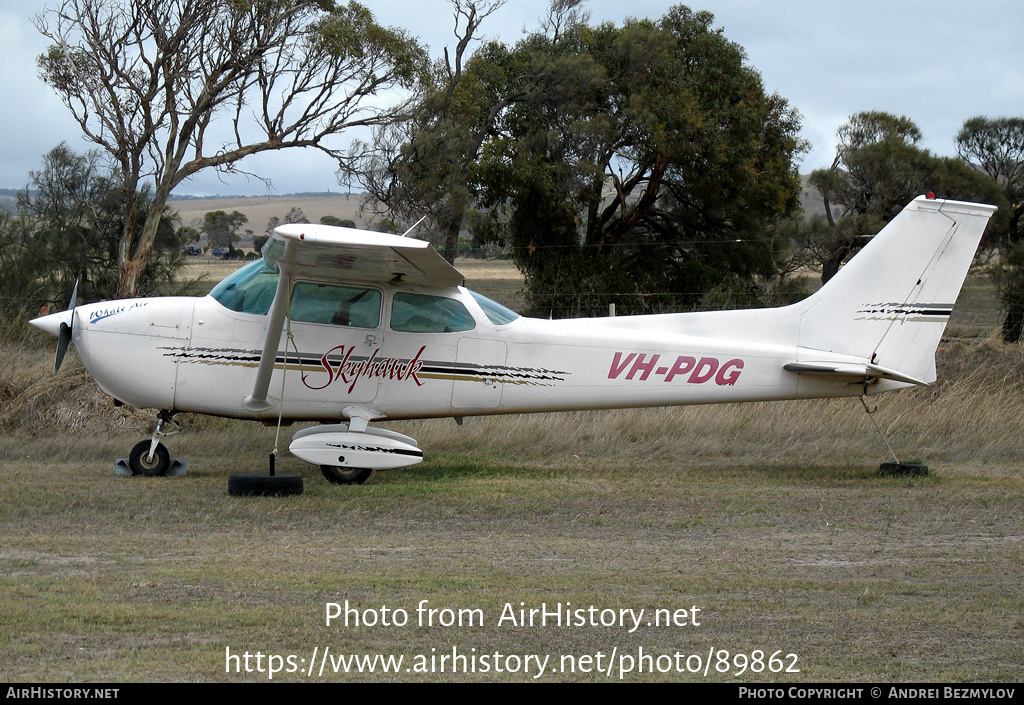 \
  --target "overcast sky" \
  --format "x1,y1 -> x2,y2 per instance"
2,0 -> 1021,196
